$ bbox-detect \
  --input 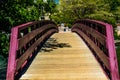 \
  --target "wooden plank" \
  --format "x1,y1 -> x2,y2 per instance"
20,32 -> 108,80
16,29 -> 57,71
74,29 -> 110,70
18,24 -> 57,49
77,24 -> 106,45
